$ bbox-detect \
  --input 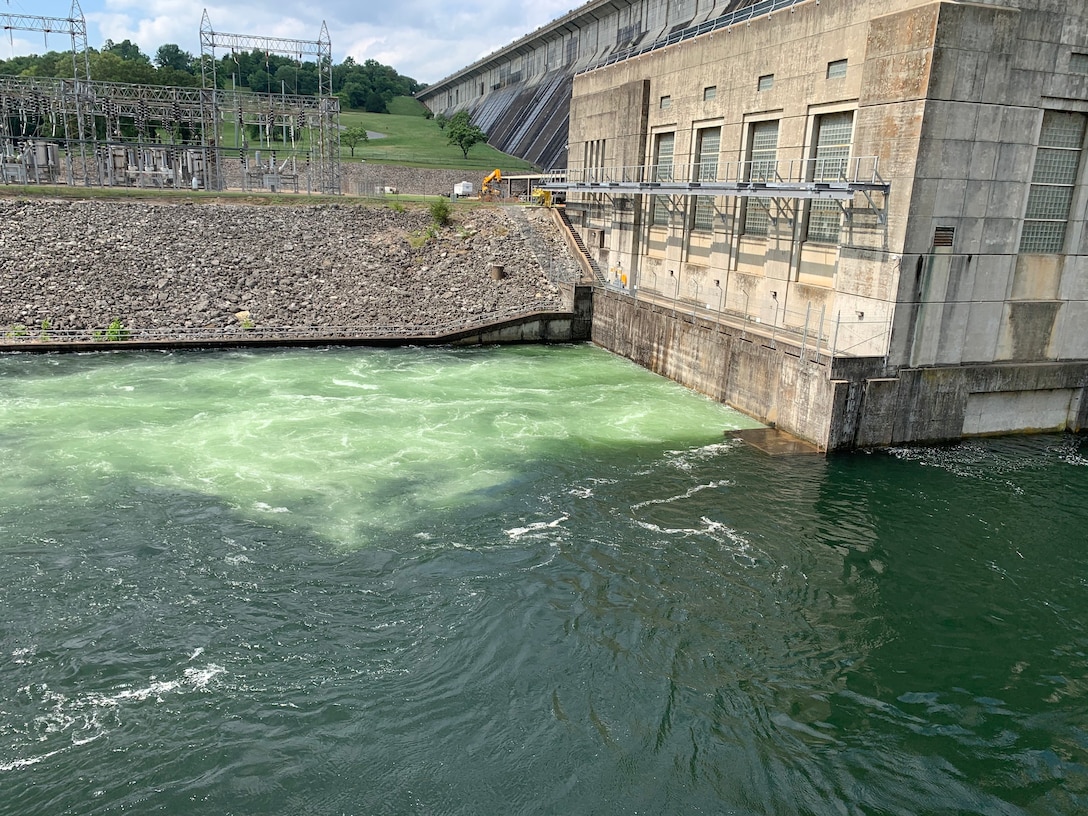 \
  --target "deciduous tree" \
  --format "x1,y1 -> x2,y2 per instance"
341,126 -> 369,157
446,110 -> 487,159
